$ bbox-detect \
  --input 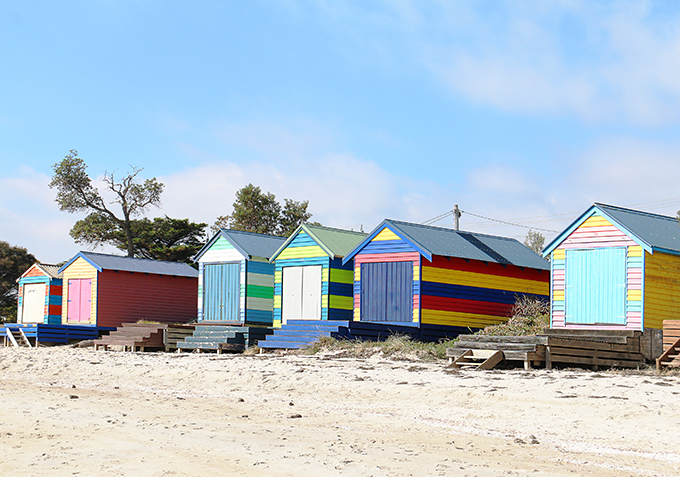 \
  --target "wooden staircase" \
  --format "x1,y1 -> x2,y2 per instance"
657,320 -> 680,371
450,349 -> 504,370
176,325 -> 273,353
257,320 -> 350,350
3,327 -> 33,348
94,323 -> 166,352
